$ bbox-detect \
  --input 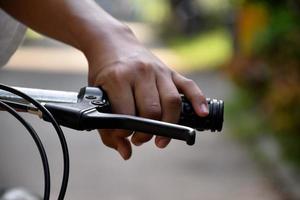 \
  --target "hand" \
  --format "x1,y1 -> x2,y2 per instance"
86,25 -> 209,160
0,0 -> 208,160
